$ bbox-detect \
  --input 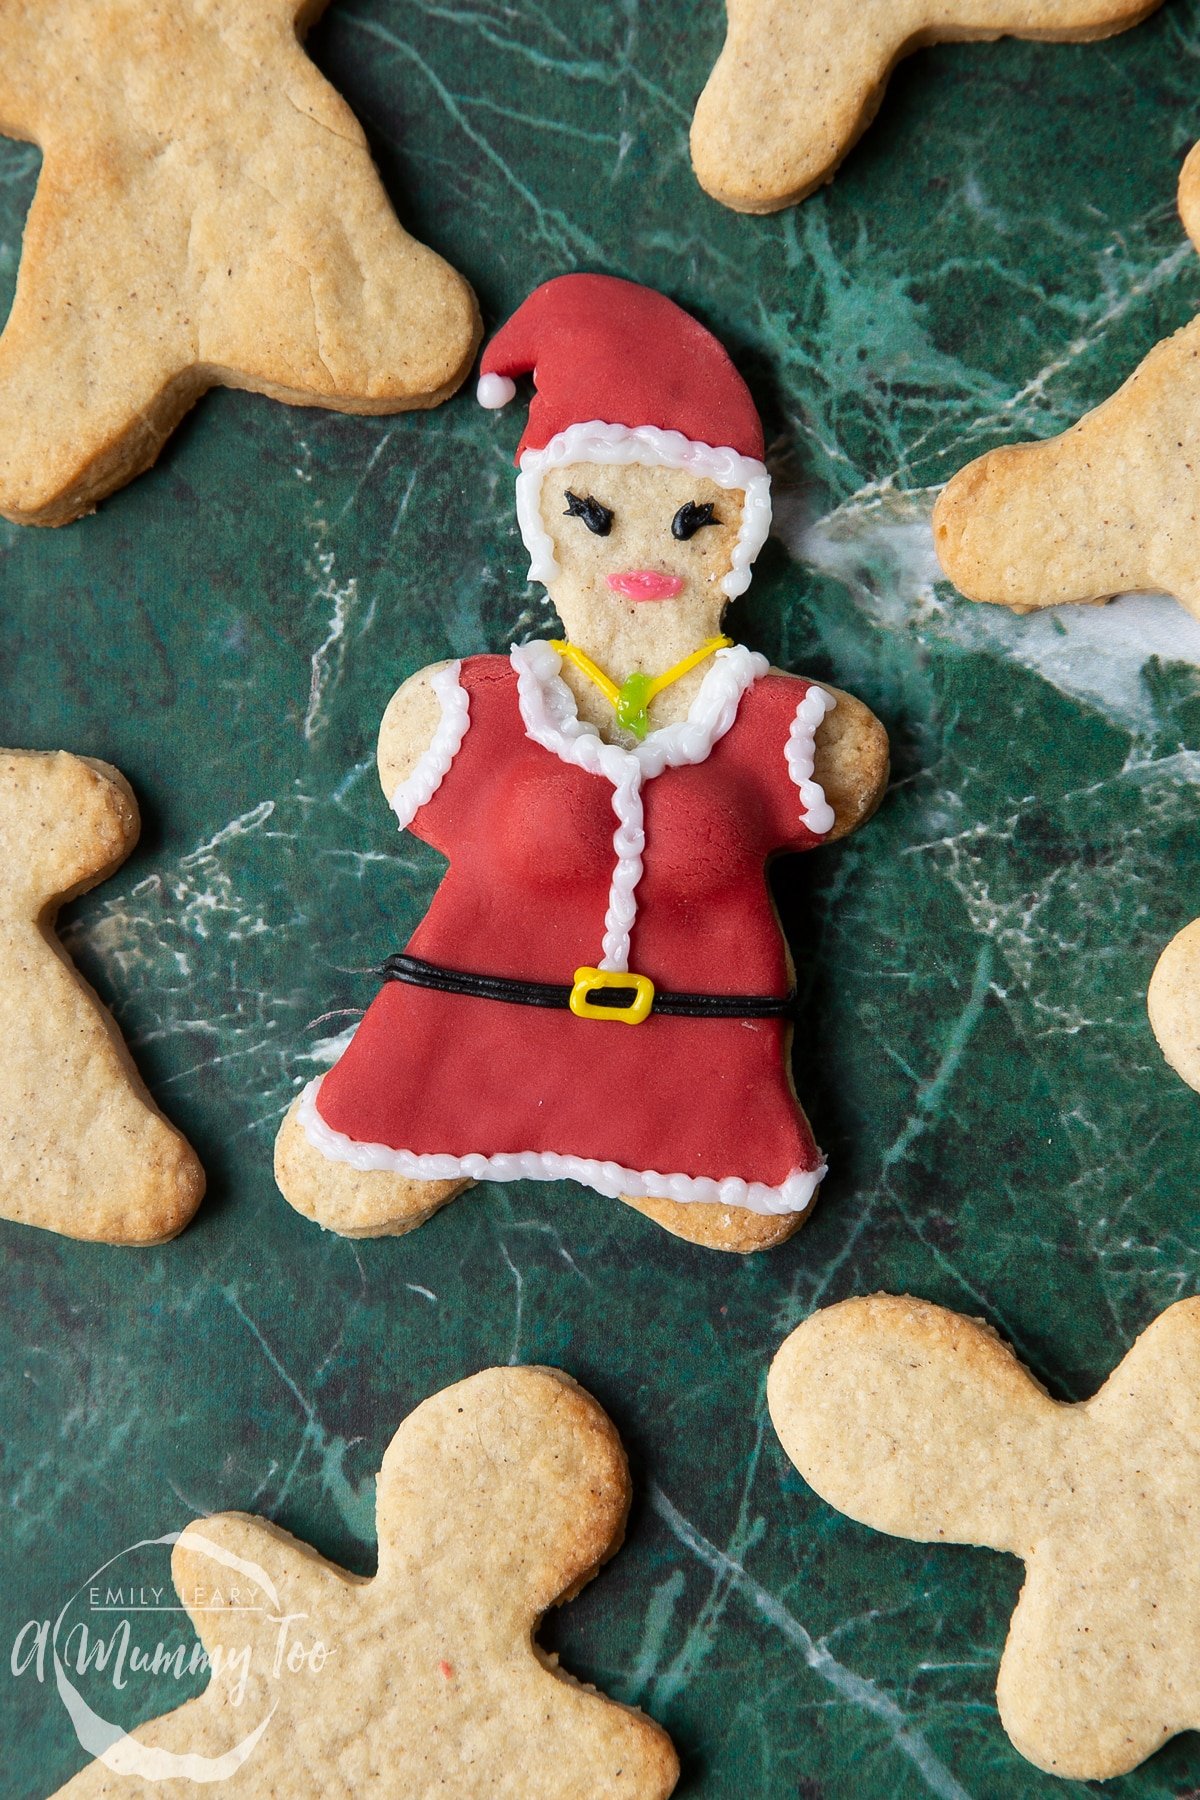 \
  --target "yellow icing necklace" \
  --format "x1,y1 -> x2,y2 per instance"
549,635 -> 733,740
